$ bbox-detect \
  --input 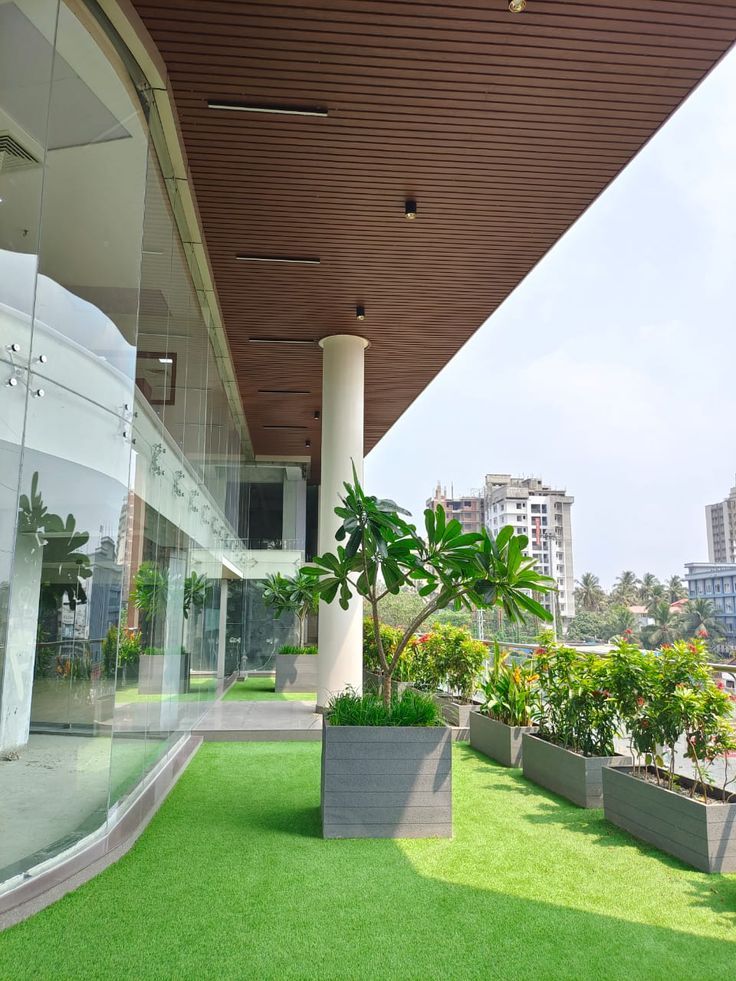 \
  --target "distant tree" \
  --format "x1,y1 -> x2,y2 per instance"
679,598 -> 726,641
647,583 -> 666,608
575,572 -> 606,612
641,599 -> 682,649
612,570 -> 640,605
602,605 -> 638,641
366,587 -> 424,631
565,611 -> 607,642
666,575 -> 688,602
638,573 -> 661,606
